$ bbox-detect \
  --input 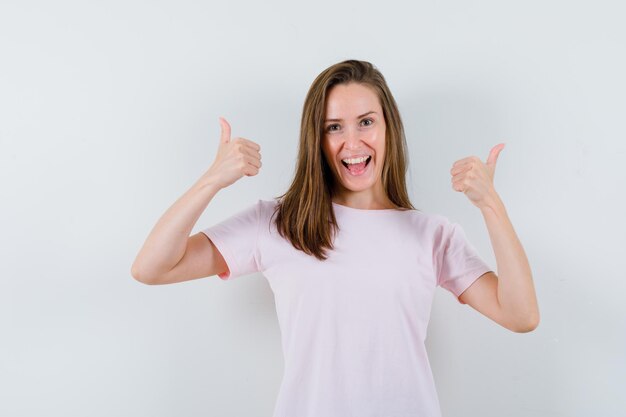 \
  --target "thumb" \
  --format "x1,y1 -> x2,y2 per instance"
486,143 -> 505,167
218,117 -> 231,146
485,143 -> 505,180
